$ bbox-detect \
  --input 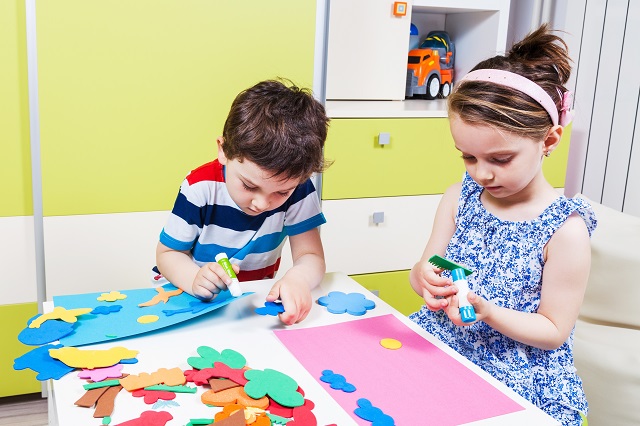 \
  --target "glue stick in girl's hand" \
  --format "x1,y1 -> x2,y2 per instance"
215,253 -> 243,297
451,268 -> 476,323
